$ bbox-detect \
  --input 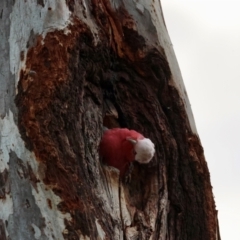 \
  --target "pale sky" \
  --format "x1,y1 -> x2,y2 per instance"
161,1 -> 240,239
